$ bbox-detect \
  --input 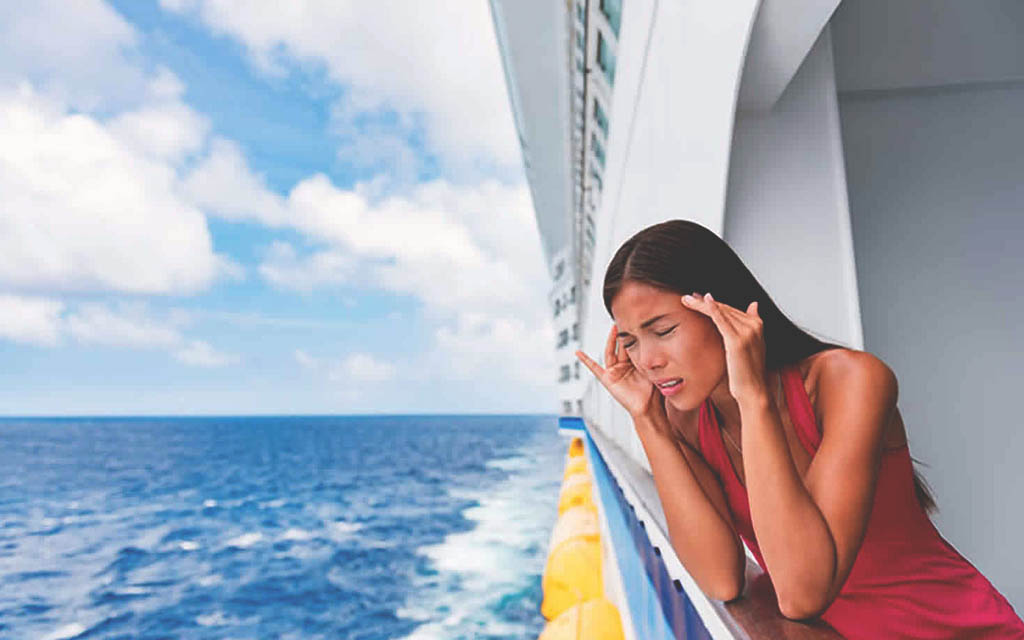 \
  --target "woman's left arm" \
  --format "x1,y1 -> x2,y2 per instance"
741,349 -> 896,621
